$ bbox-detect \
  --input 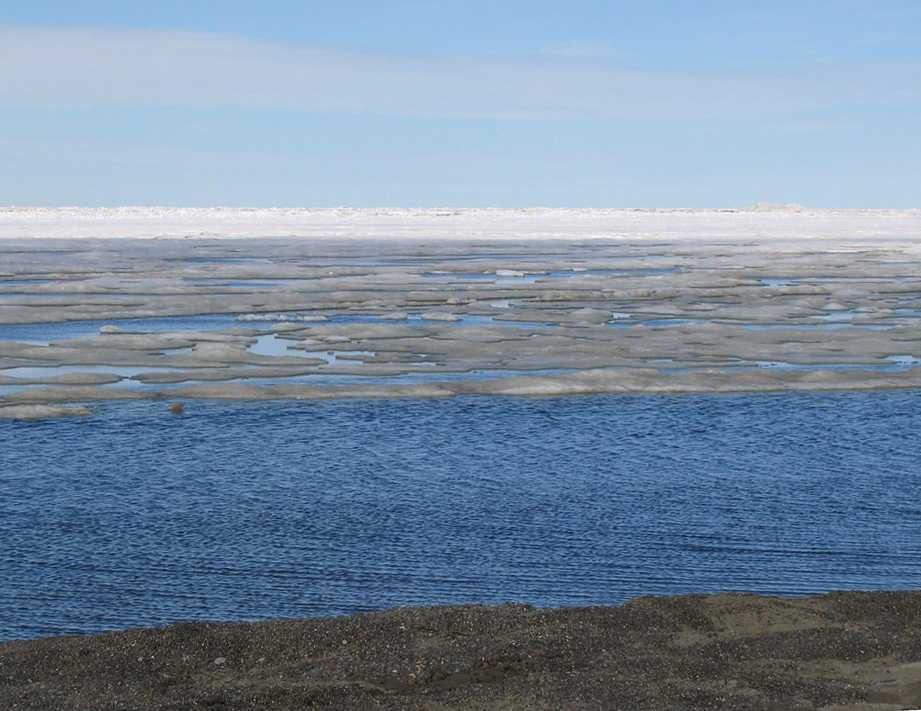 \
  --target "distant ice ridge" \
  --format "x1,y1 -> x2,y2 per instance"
1,207 -> 919,244
741,202 -> 808,213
